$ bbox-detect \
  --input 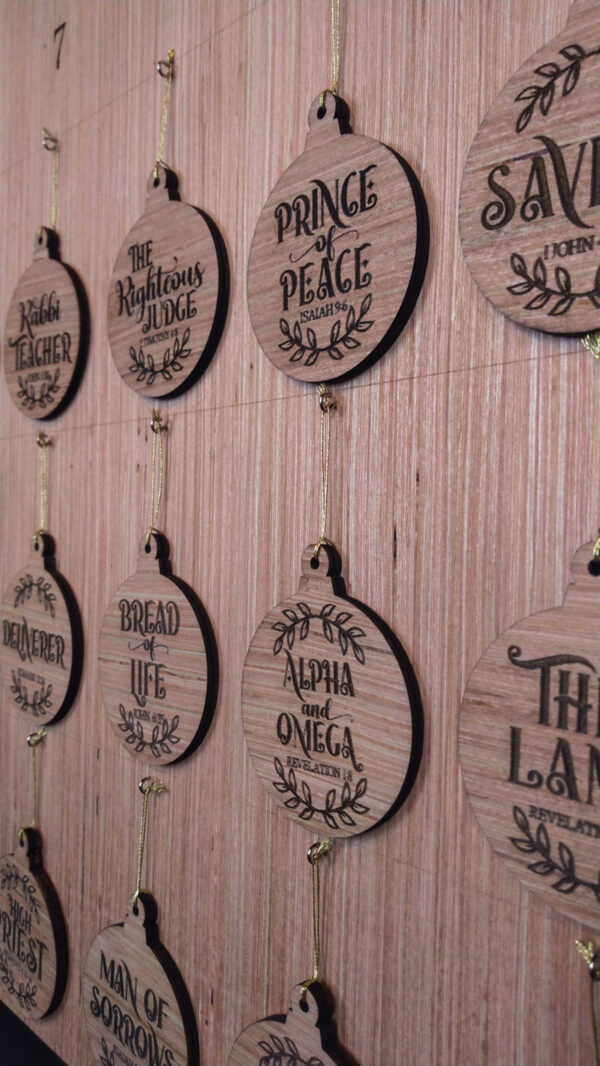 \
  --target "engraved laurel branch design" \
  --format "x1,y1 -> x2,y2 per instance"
118,705 -> 181,758
510,806 -> 600,902
258,1033 -> 325,1066
278,295 -> 374,368
16,369 -> 61,411
507,254 -> 600,315
128,326 -> 191,386
10,671 -> 53,717
515,44 -> 600,133
272,603 -> 366,663
273,757 -> 368,831
0,949 -> 38,1012
14,574 -> 56,616
100,1038 -> 117,1066
0,861 -> 41,919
